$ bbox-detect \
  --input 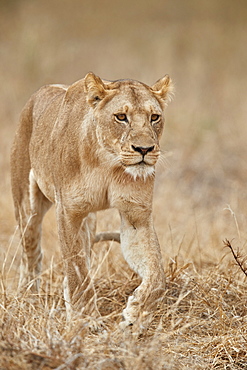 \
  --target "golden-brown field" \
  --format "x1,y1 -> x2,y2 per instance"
1,0 -> 247,368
